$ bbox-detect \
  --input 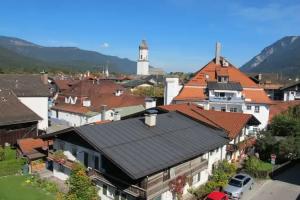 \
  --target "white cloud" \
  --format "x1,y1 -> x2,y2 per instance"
100,42 -> 109,48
